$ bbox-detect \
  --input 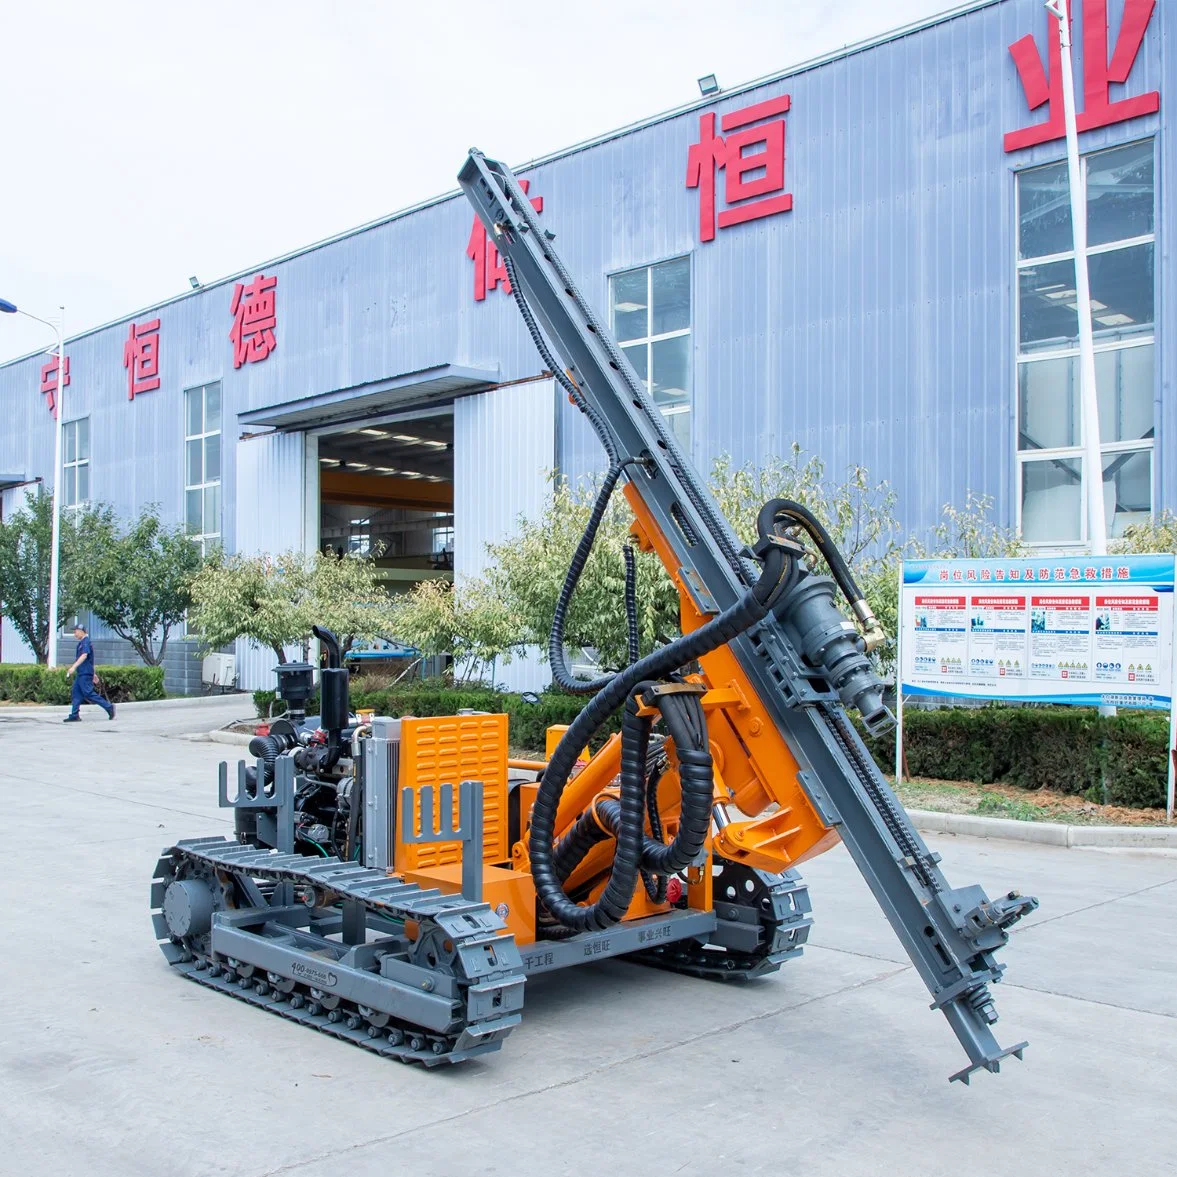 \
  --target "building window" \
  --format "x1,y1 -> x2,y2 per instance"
184,382 -> 221,555
610,256 -> 691,448
1016,139 -> 1155,543
62,417 -> 90,517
